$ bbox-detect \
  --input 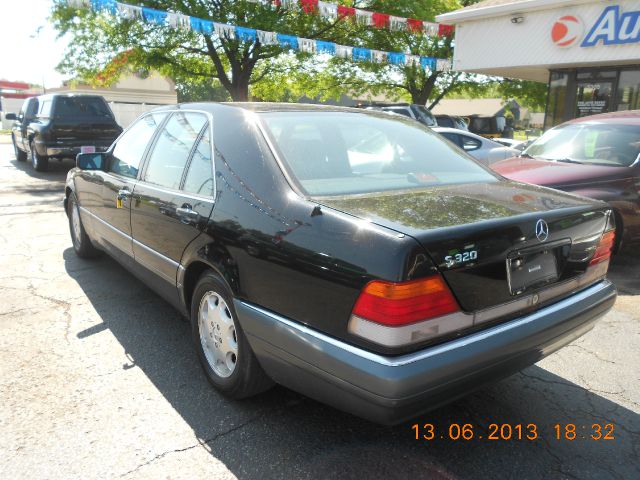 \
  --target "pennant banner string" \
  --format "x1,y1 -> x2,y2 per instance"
67,0 -> 453,73
244,0 -> 454,37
